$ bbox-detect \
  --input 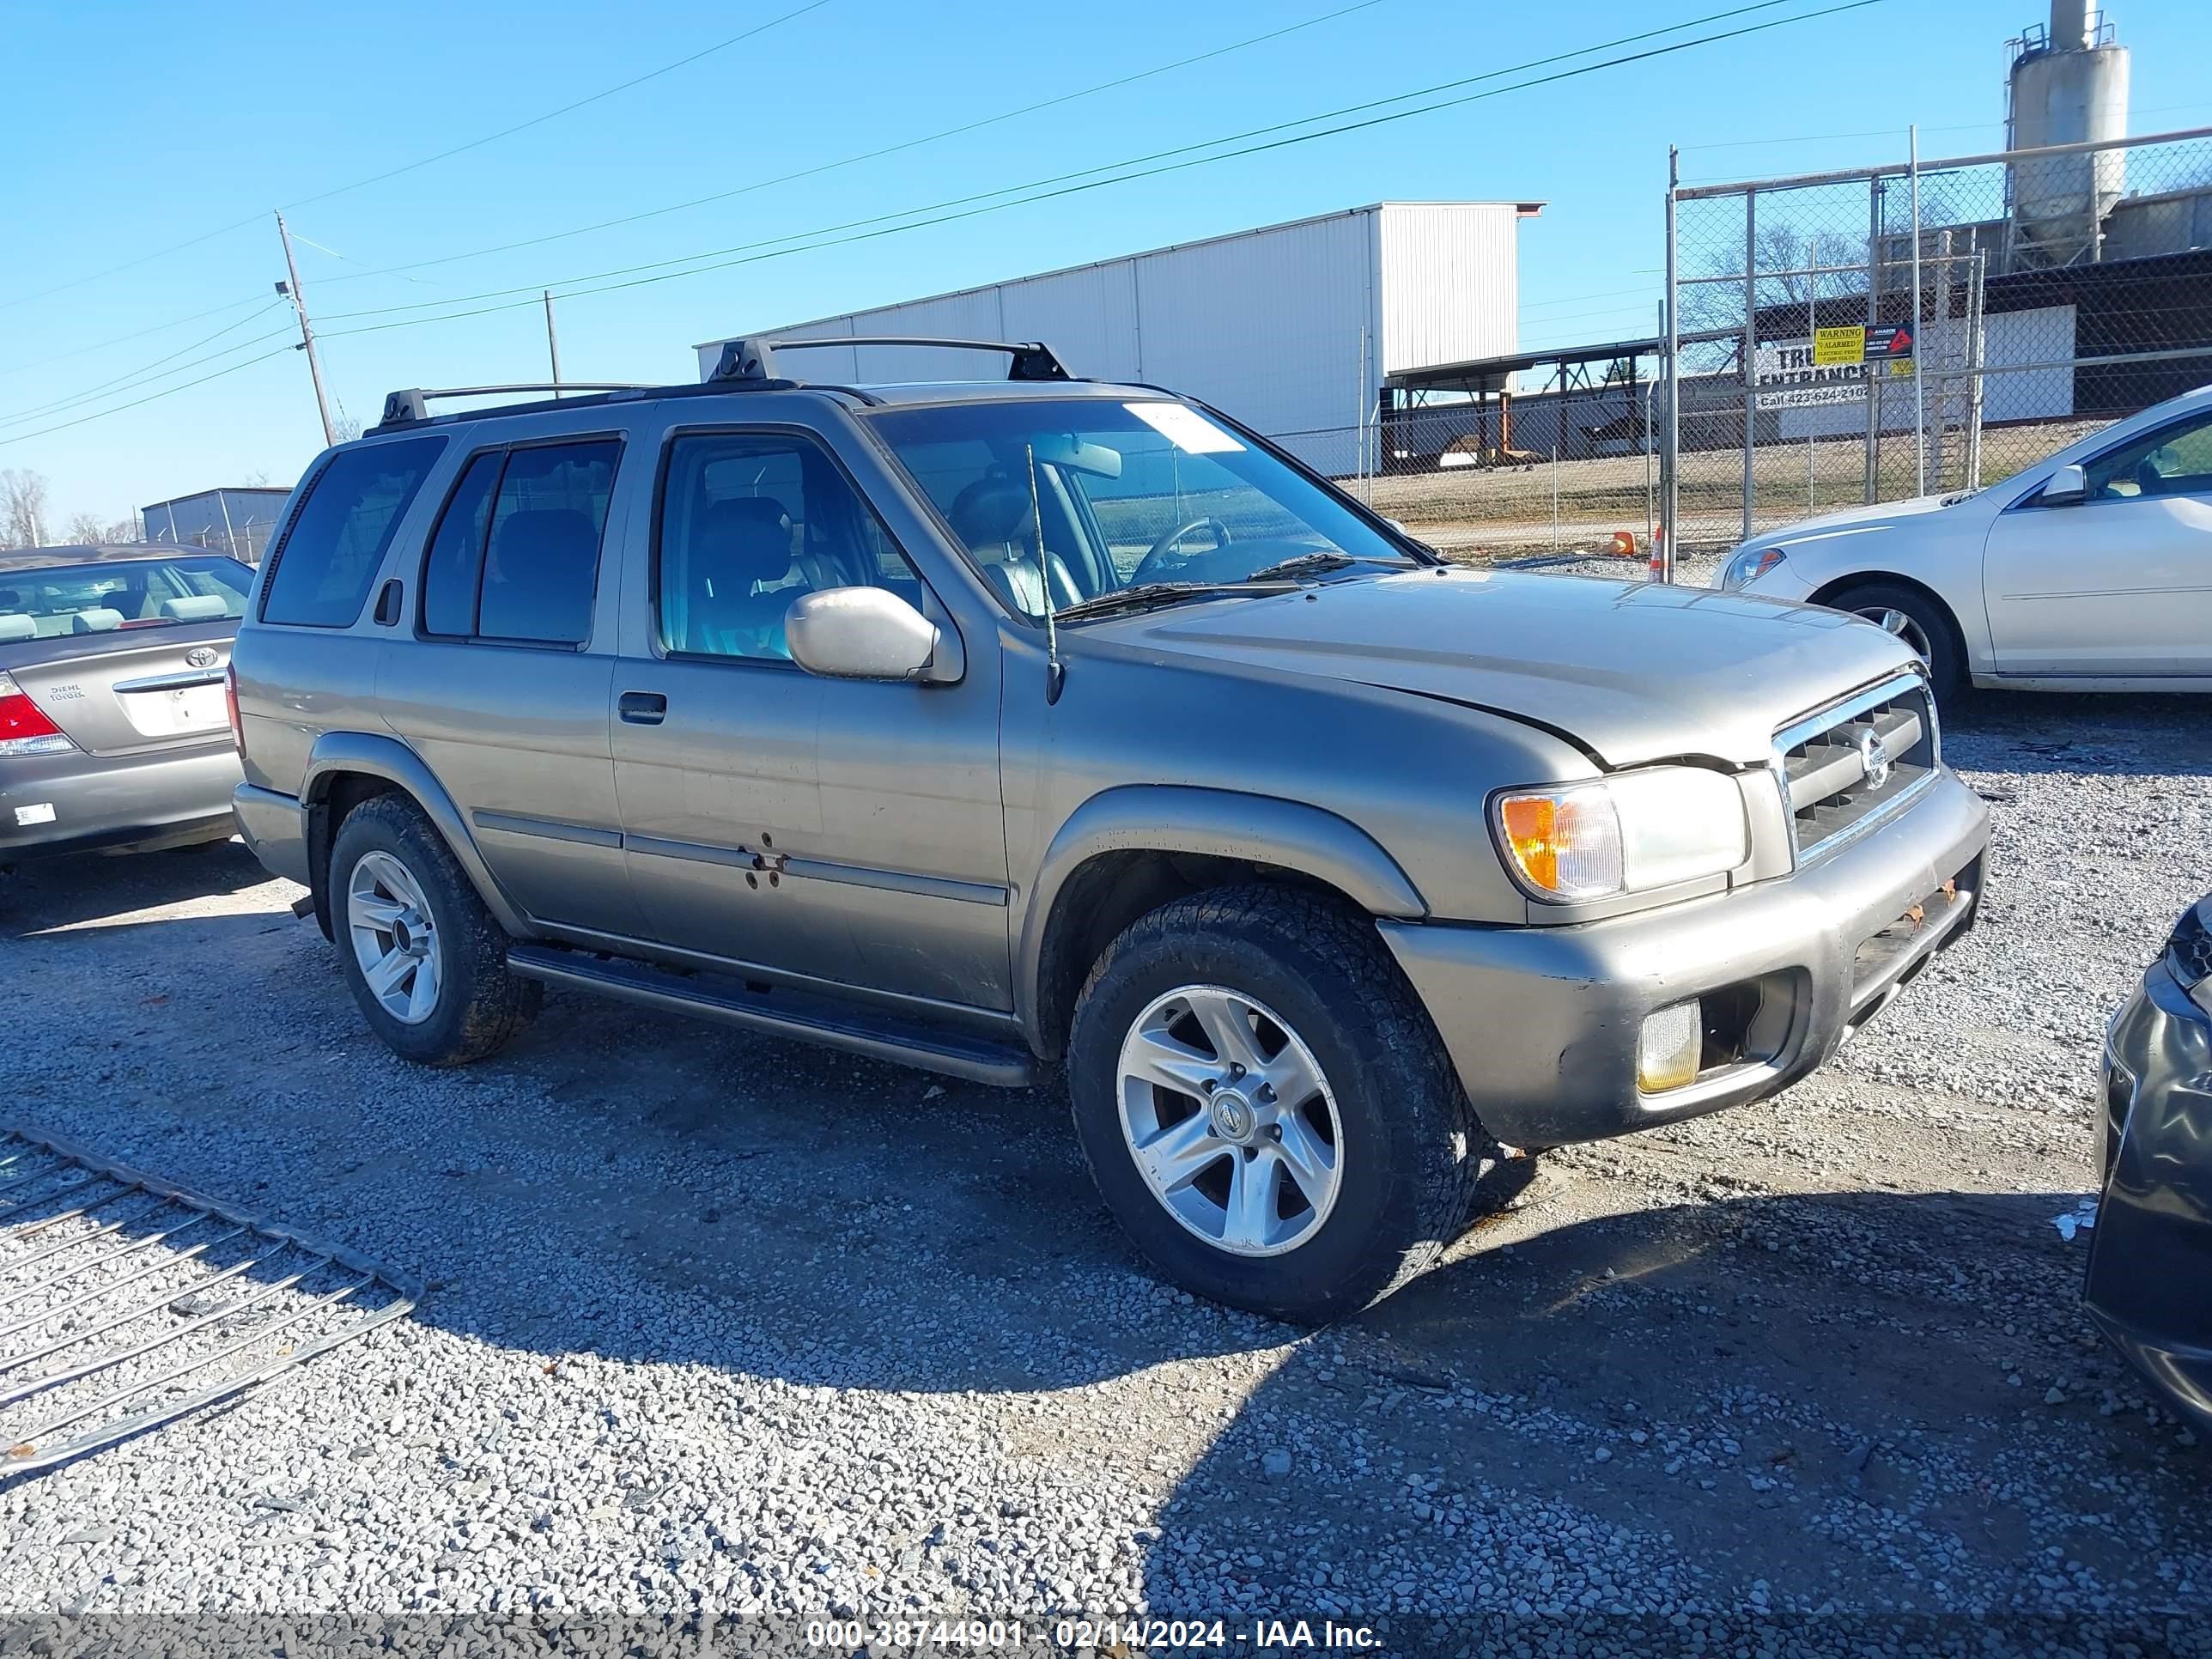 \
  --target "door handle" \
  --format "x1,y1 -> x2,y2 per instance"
618,690 -> 667,725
